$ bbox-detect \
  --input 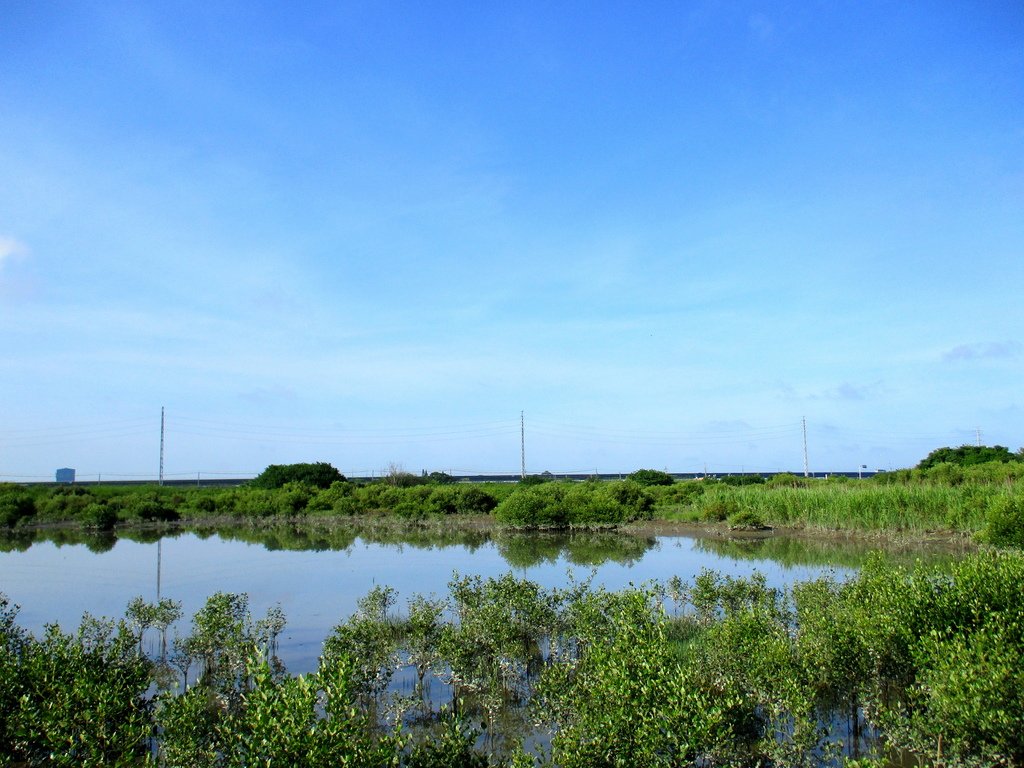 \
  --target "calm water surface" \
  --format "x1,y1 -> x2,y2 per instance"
0,523 -> 935,674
